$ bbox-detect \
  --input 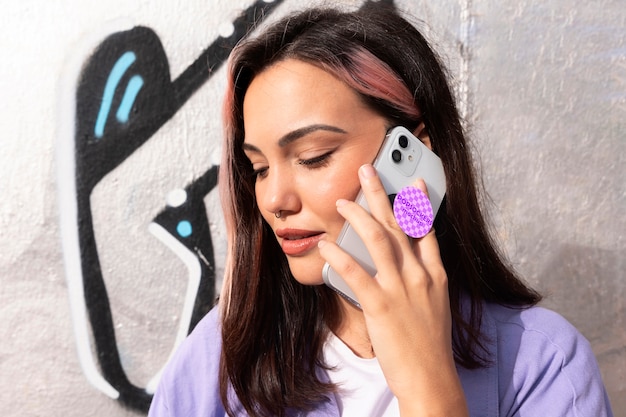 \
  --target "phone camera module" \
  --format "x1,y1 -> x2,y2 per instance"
398,135 -> 409,149
392,149 -> 402,163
